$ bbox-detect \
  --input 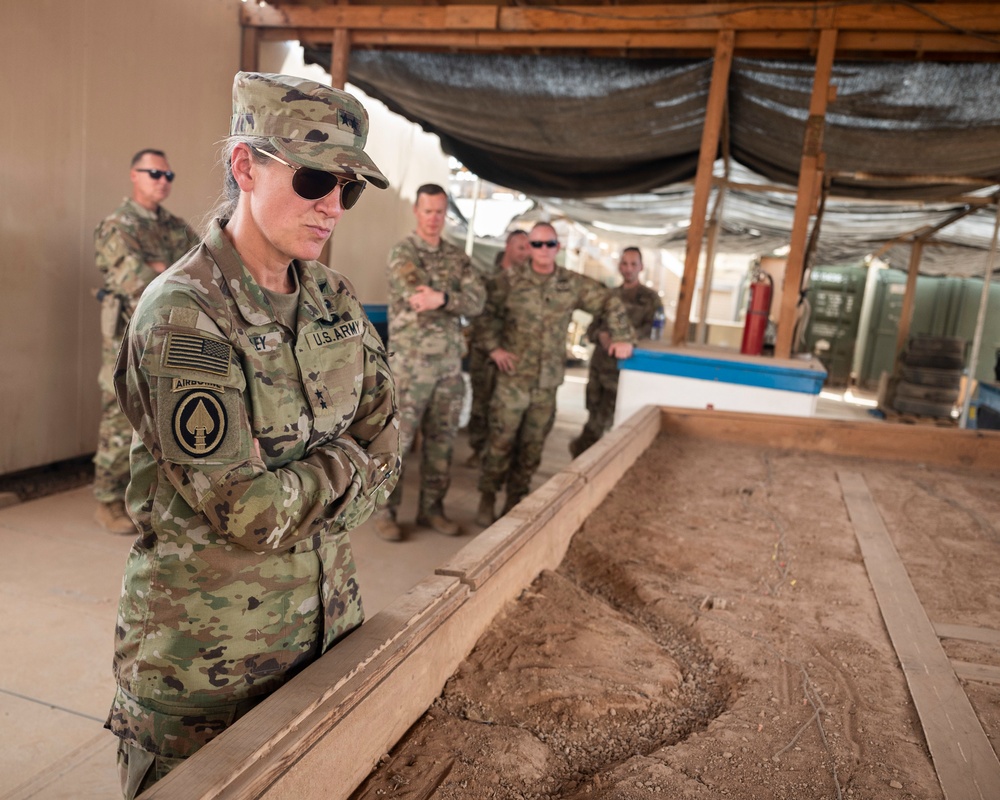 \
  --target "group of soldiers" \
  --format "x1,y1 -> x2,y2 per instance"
370,183 -> 664,541
92,168 -> 663,539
